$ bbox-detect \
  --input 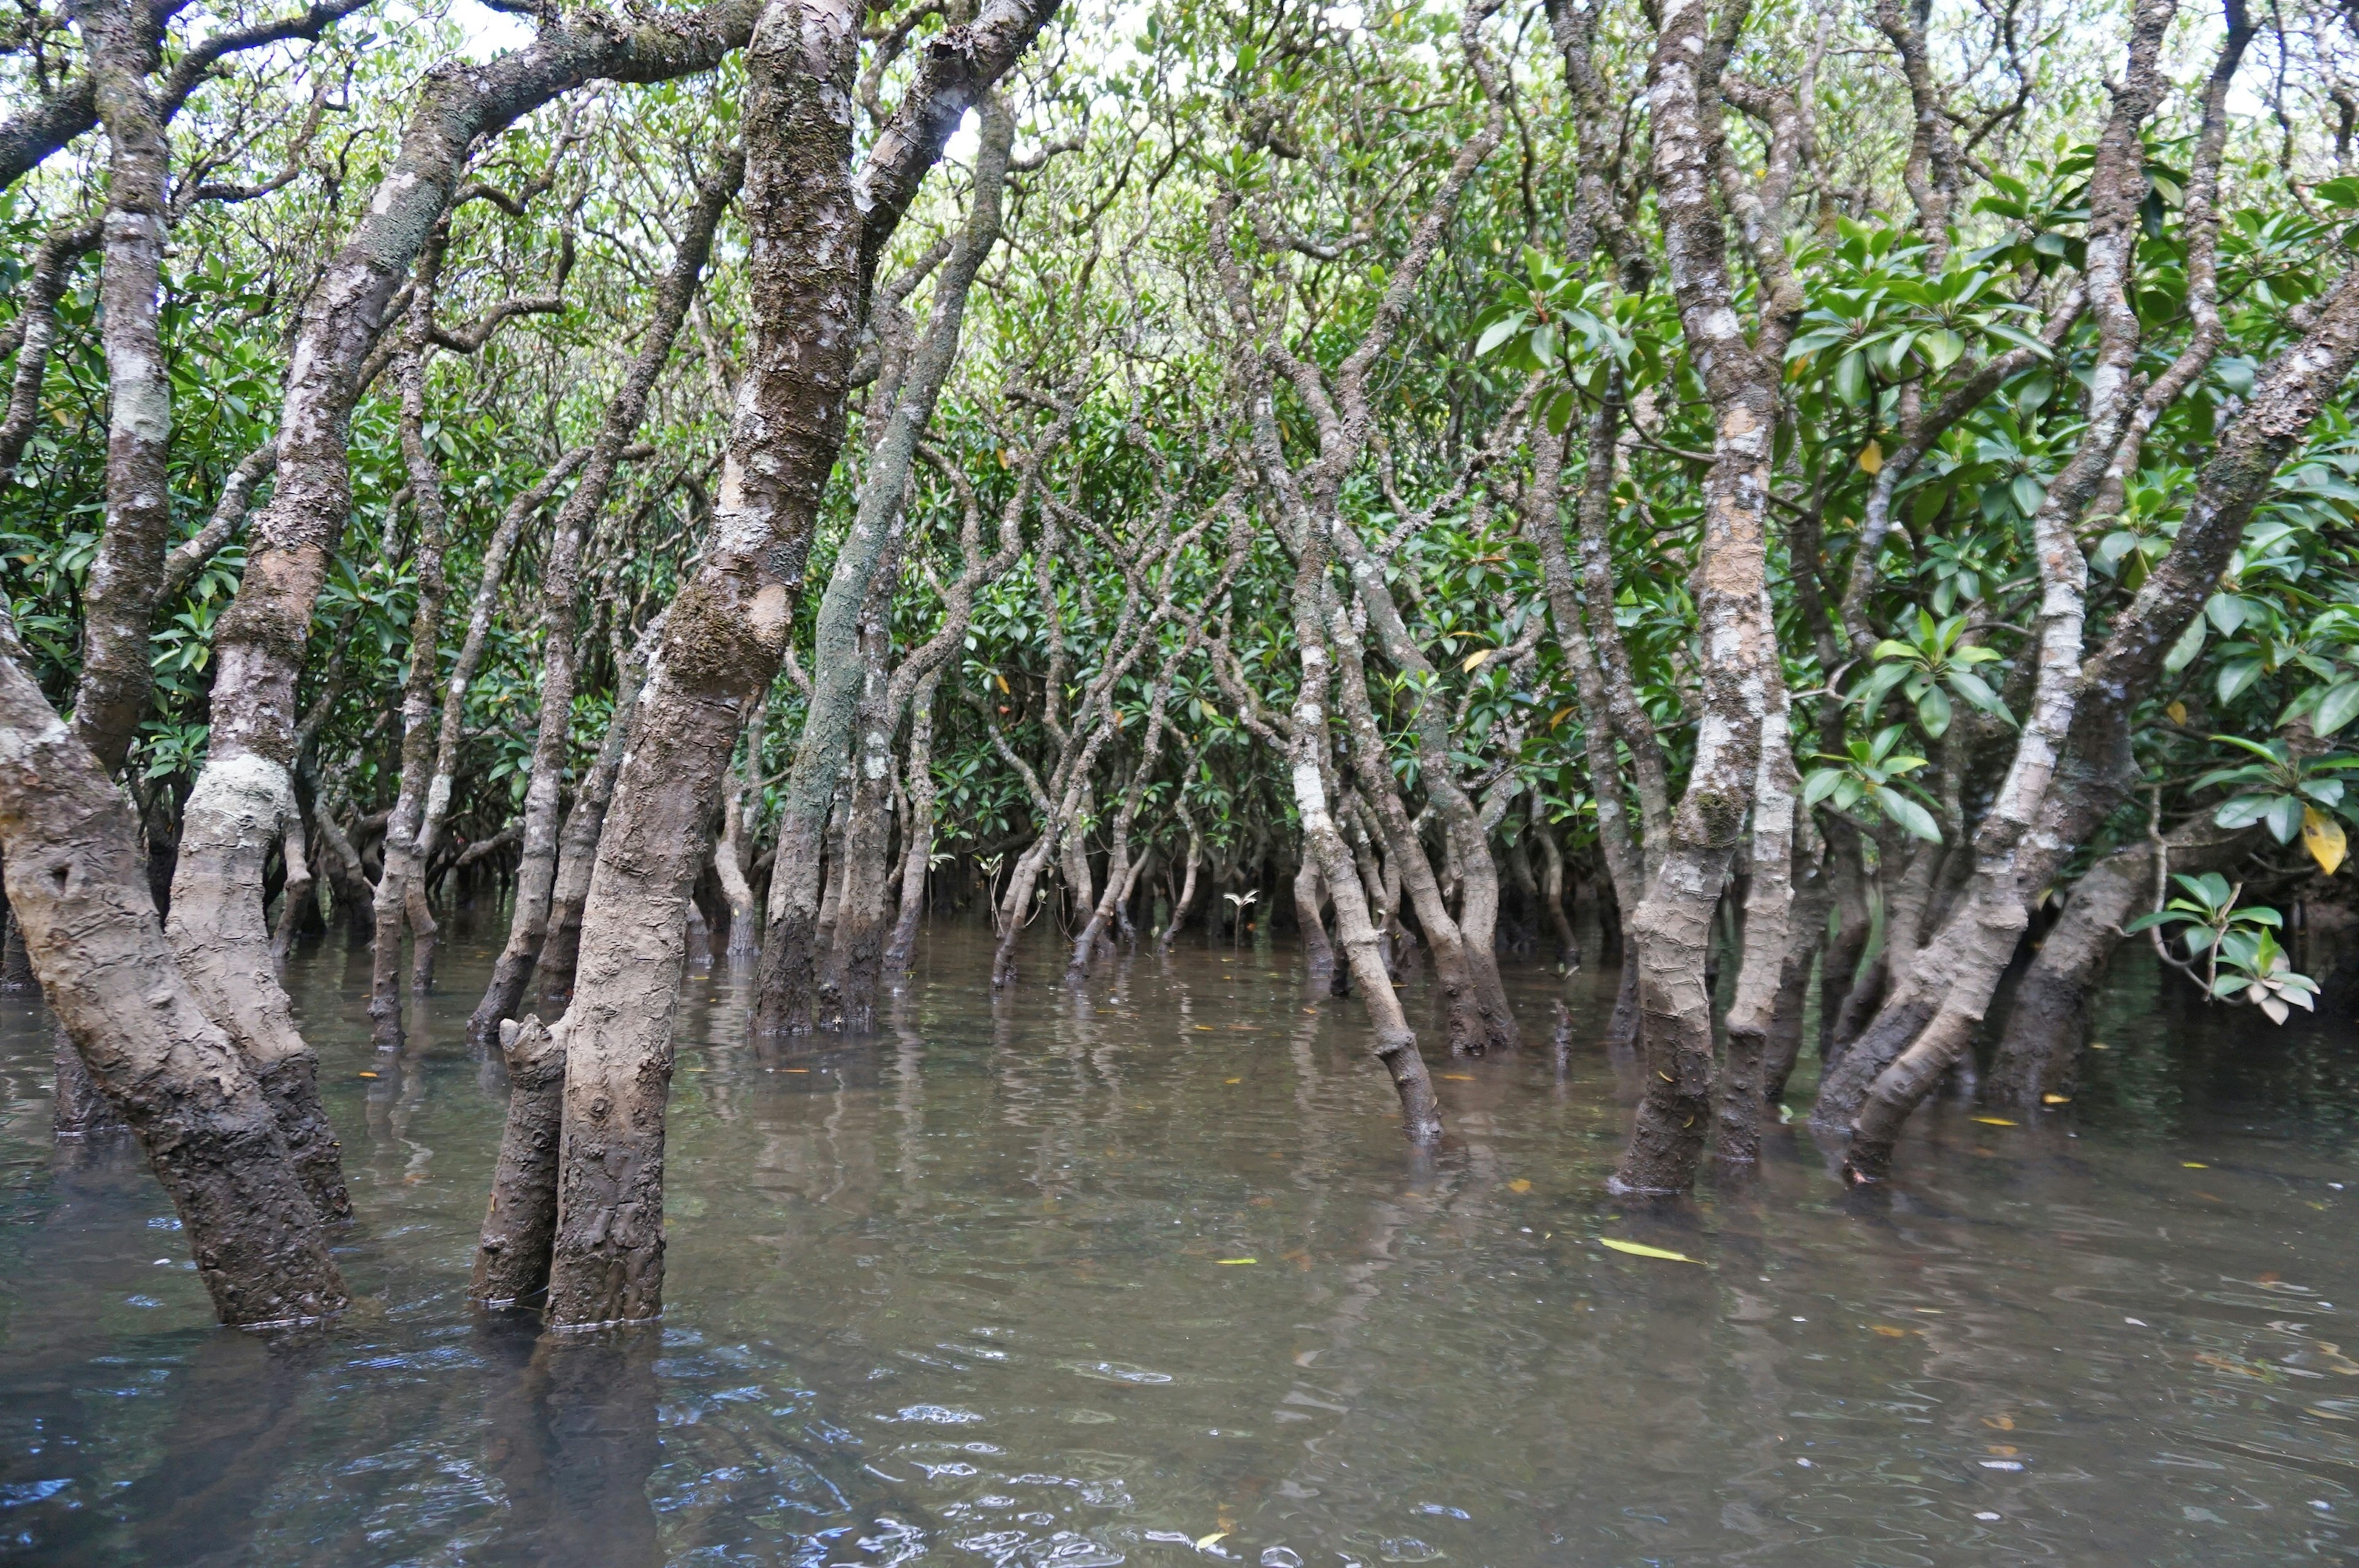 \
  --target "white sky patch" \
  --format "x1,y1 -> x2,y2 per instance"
944,106 -> 983,165
453,0 -> 534,60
